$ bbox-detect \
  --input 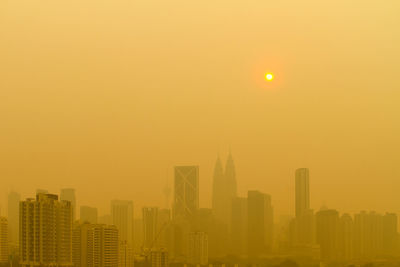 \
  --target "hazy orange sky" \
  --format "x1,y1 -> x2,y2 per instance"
1,0 -> 400,218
